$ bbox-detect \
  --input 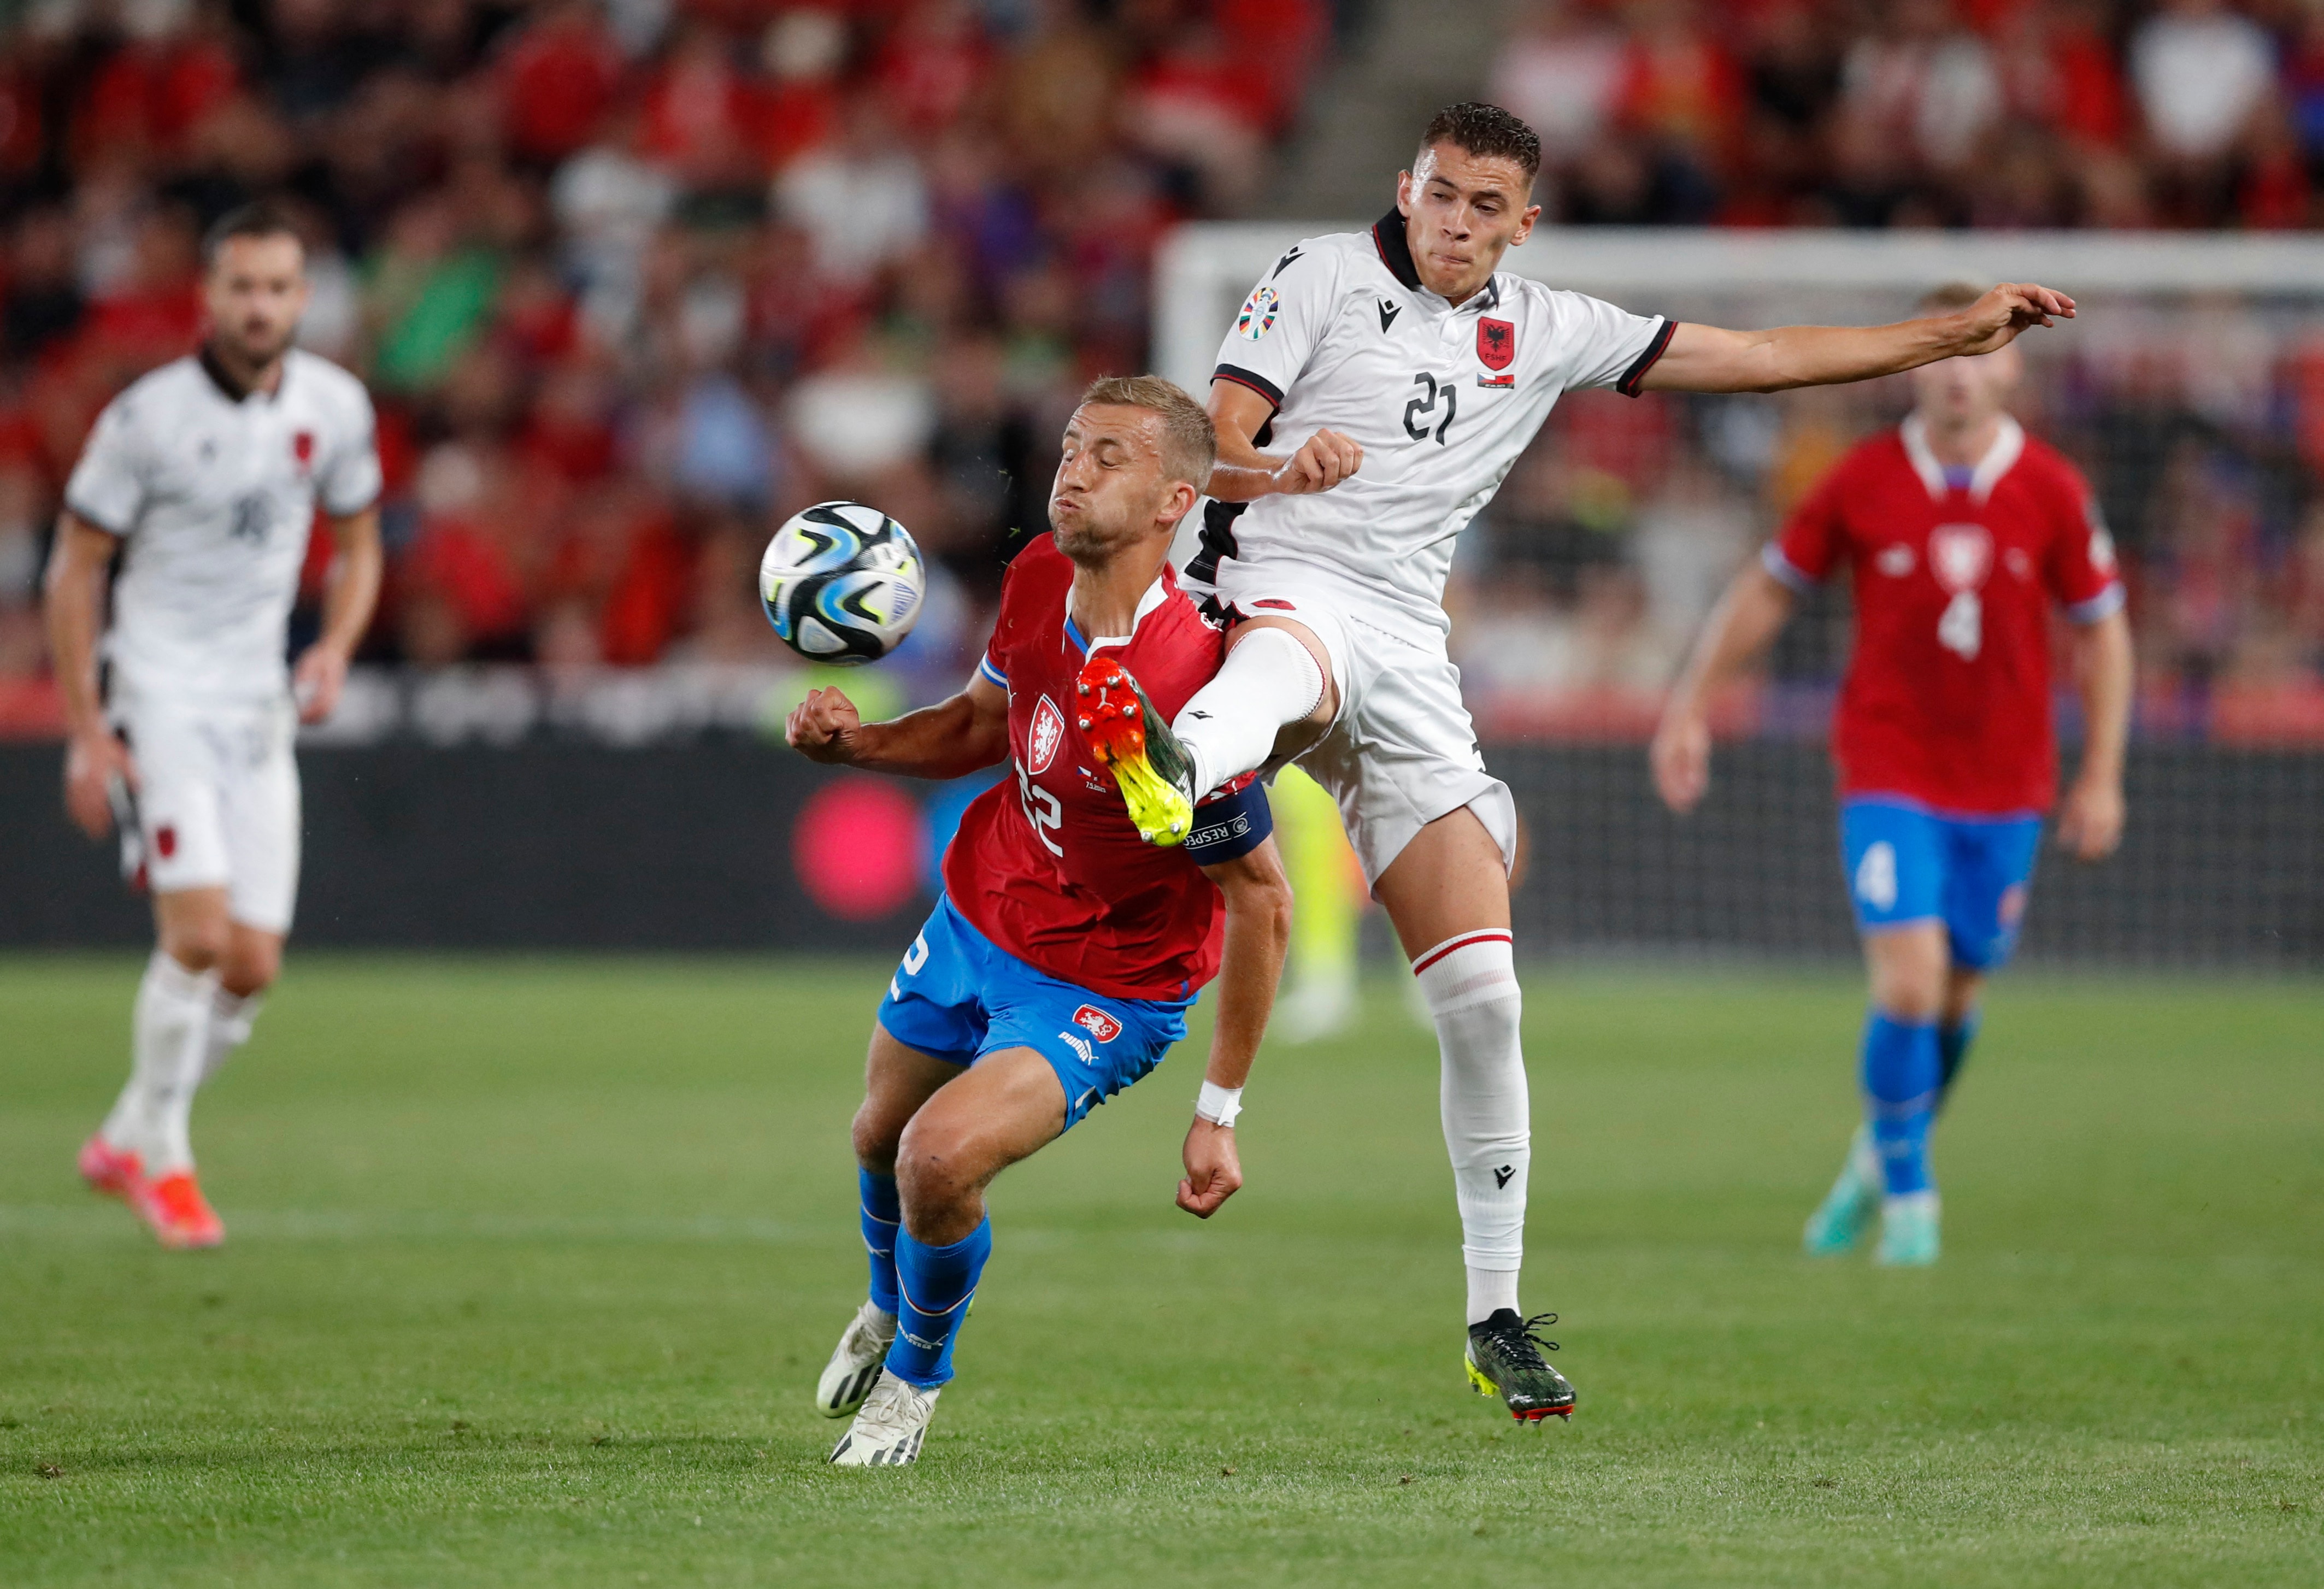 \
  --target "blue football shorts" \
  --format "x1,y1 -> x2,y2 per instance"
875,894 -> 1192,1129
1839,797 -> 2044,972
